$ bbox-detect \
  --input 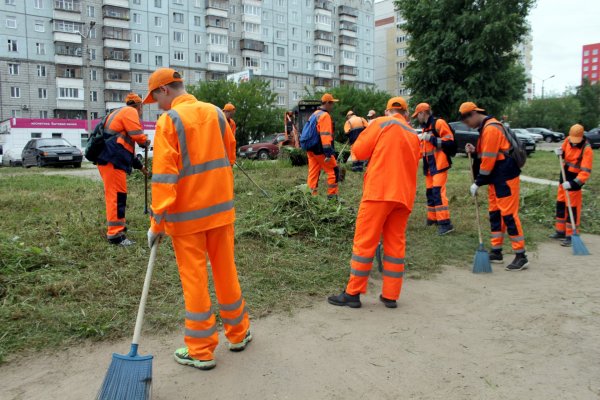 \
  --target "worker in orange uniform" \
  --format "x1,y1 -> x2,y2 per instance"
550,124 -> 594,247
413,103 -> 455,235
461,102 -> 529,271
367,109 -> 377,125
306,93 -> 340,199
344,110 -> 368,172
223,103 -> 236,136
144,68 -> 251,371
328,97 -> 420,309
96,93 -> 149,246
